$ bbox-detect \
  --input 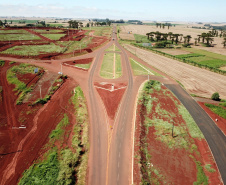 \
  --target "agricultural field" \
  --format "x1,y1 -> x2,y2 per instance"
1,43 -> 63,56
133,80 -> 222,184
82,26 -> 112,37
119,24 -> 226,56
32,29 -> 65,33
41,34 -> 66,40
0,33 -> 41,41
